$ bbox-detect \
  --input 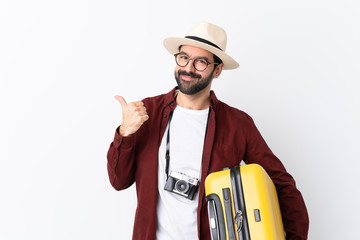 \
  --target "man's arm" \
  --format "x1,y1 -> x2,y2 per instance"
107,128 -> 136,190
244,117 -> 309,240
107,96 -> 149,190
